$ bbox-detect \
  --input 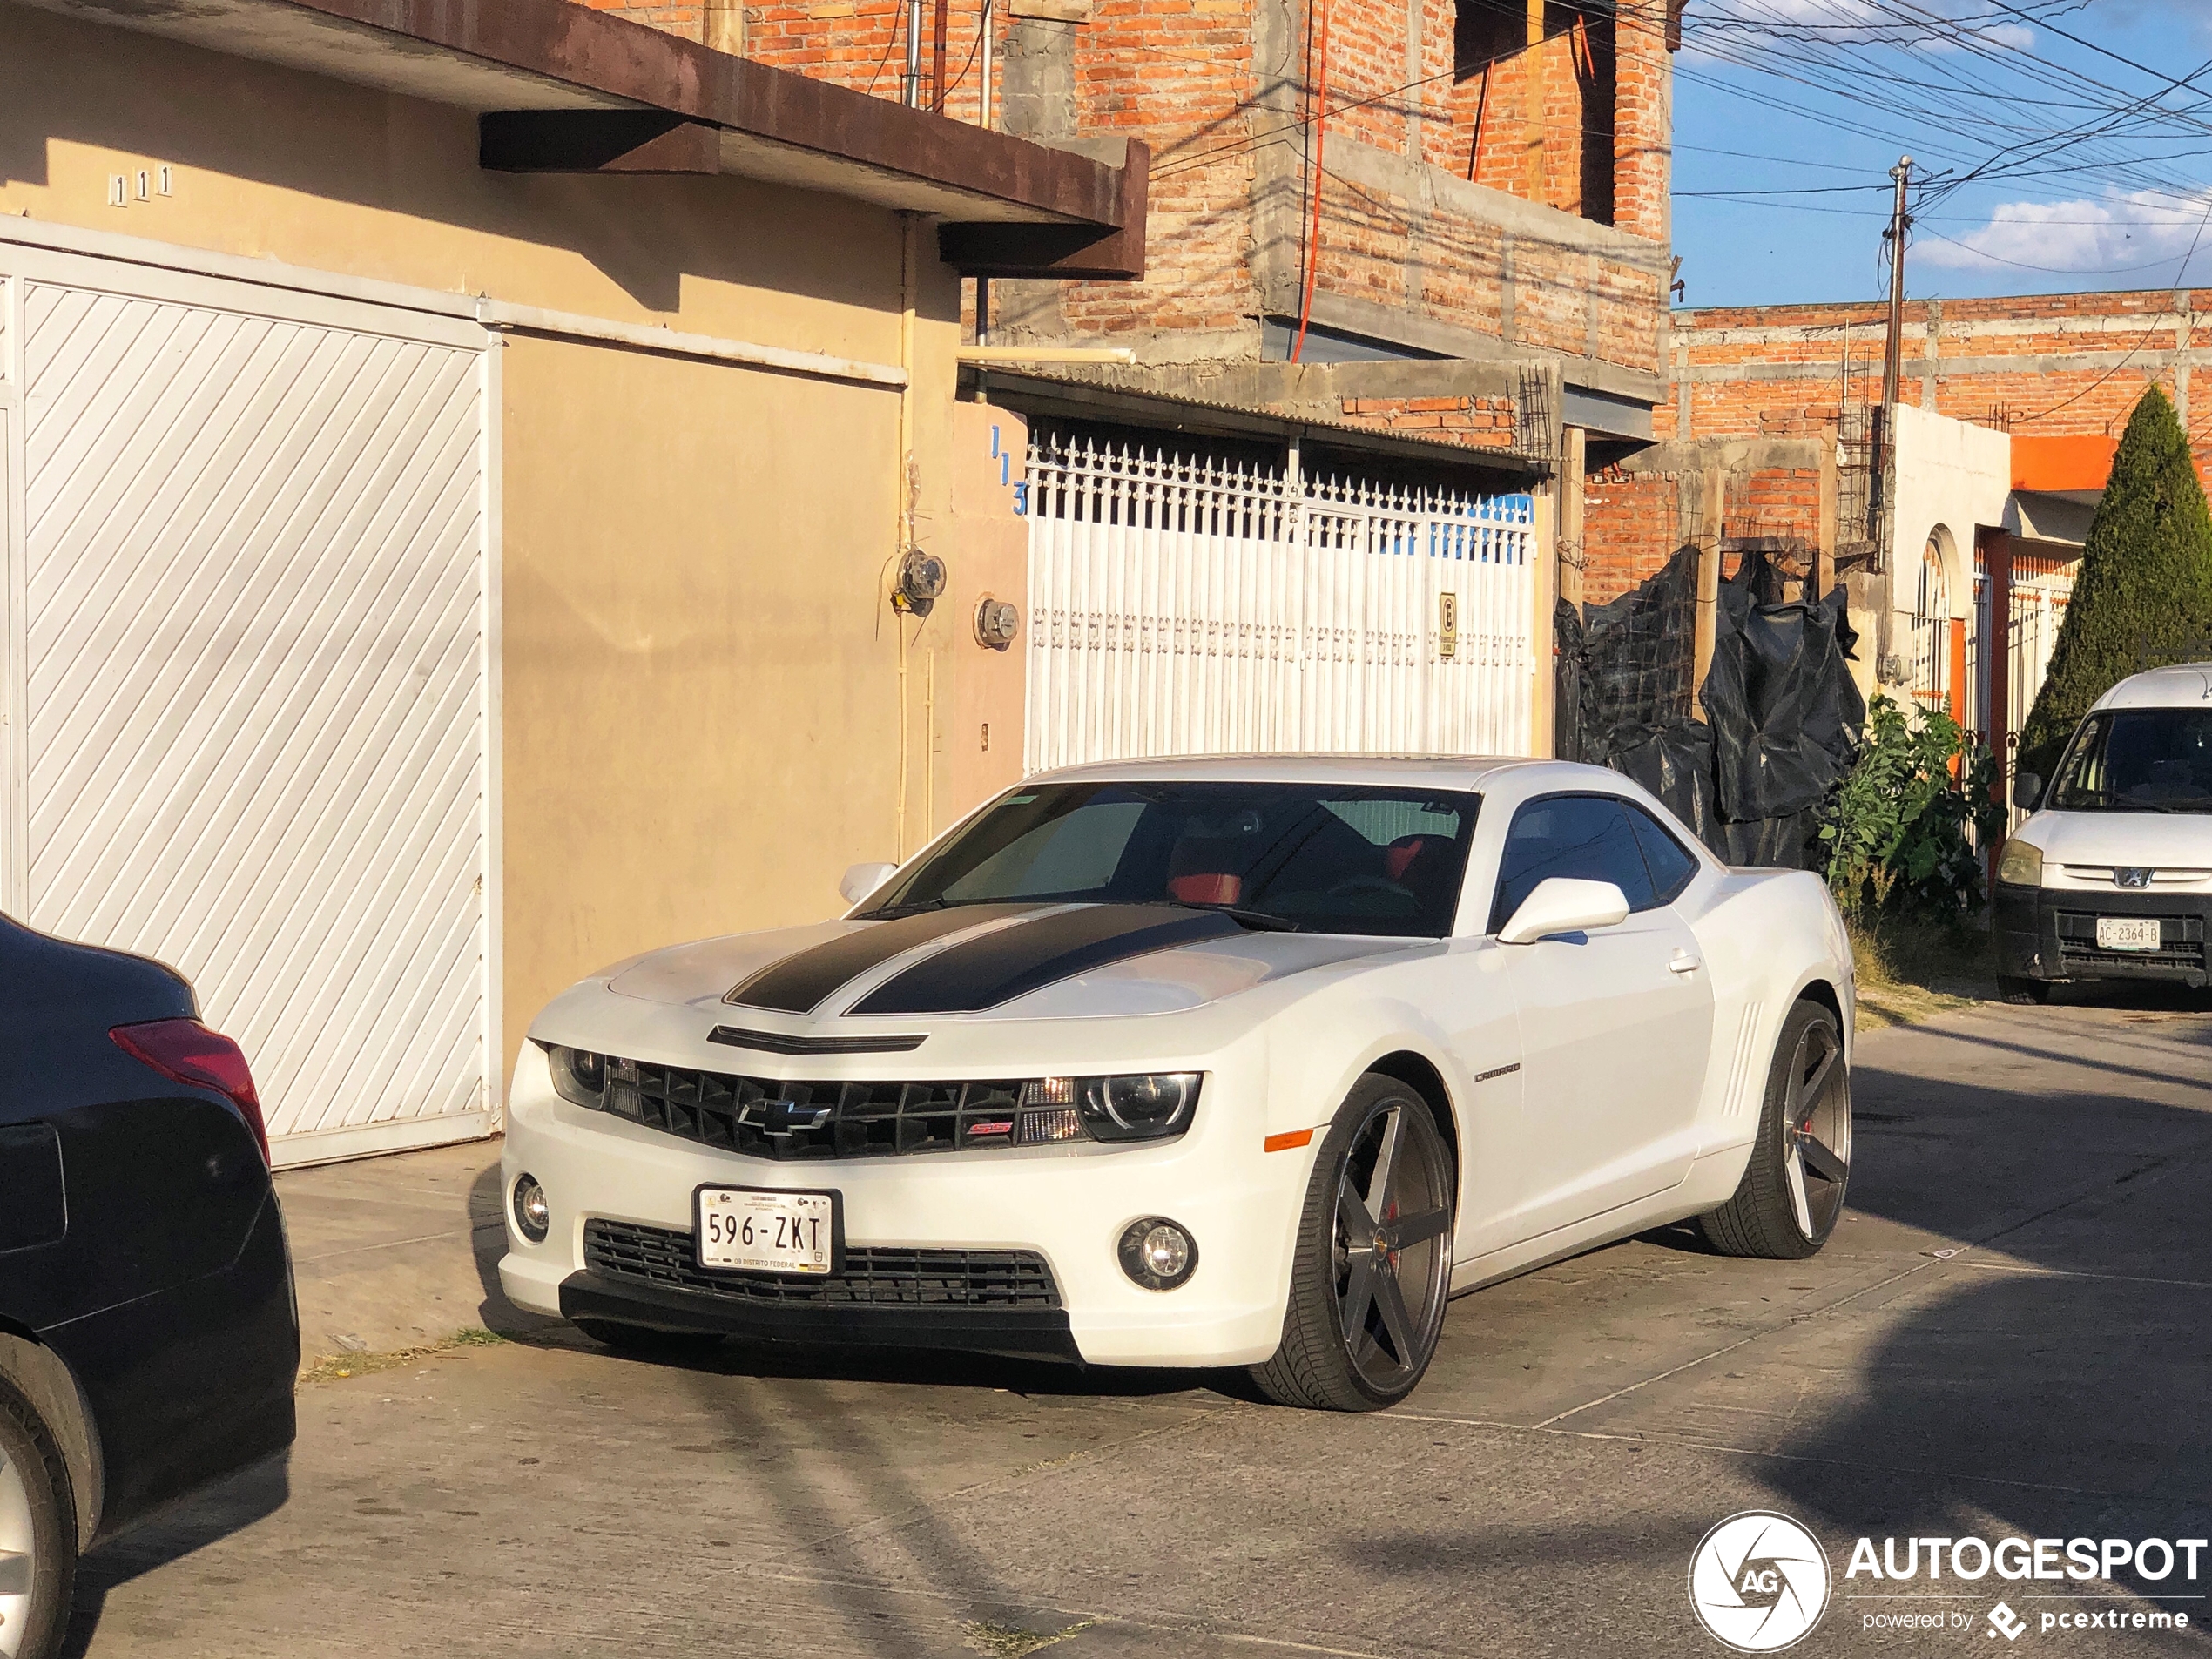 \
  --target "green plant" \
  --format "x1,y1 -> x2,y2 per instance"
2016,384 -> 2212,780
1821,695 -> 2004,920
